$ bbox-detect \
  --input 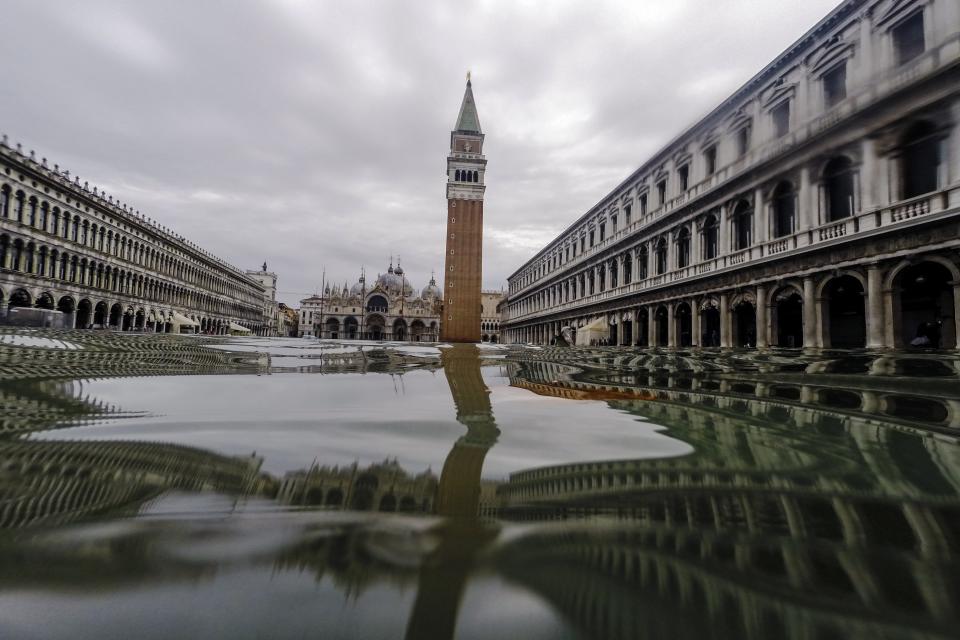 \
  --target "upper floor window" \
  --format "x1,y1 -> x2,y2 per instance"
637,247 -> 648,279
623,253 -> 632,285
580,237 -> 585,253
894,11 -> 925,66
900,120 -> 940,198
676,227 -> 691,268
589,230 -> 595,247
702,214 -> 719,259
624,204 -> 632,226
654,239 -> 668,275
737,124 -> 751,157
822,63 -> 846,108
657,180 -> 667,206
772,101 -> 790,138
611,214 -> 617,234
772,181 -> 796,238
732,200 -> 752,250
823,156 -> 855,221
704,146 -> 717,176
639,193 -> 648,215
678,165 -> 689,191
599,222 -> 606,241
